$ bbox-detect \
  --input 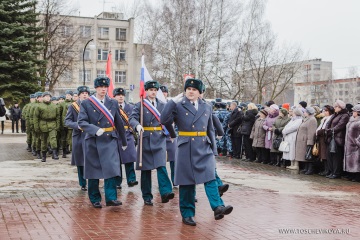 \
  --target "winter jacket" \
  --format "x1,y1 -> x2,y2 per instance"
228,108 -> 243,138
343,116 -> 360,172
250,117 -> 266,148
240,109 -> 258,135
294,116 -> 317,162
325,109 -> 350,147
271,115 -> 290,152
